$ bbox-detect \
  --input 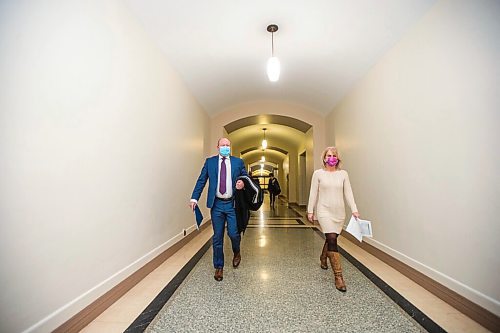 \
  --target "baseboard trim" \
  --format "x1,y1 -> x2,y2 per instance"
340,231 -> 500,333
53,222 -> 211,333
124,238 -> 212,331
288,202 -> 306,208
